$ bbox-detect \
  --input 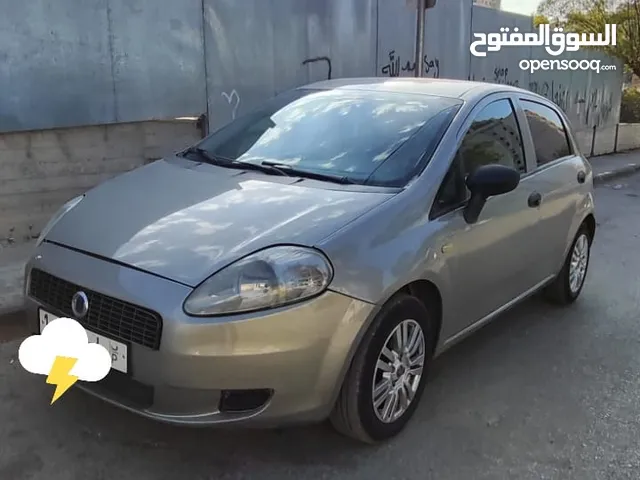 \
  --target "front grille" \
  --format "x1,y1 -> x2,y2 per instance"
29,269 -> 162,349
